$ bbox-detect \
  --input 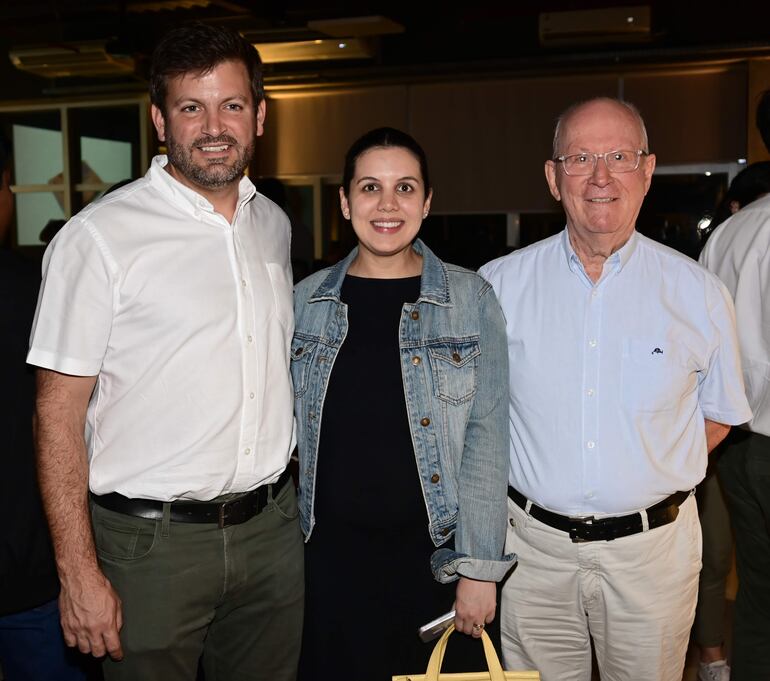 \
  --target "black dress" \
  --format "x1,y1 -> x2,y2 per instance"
298,275 -> 493,681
